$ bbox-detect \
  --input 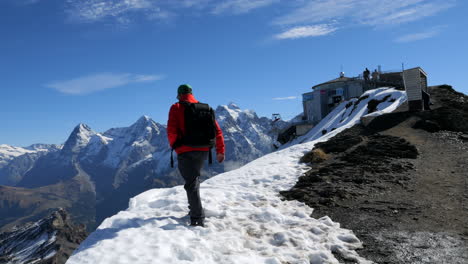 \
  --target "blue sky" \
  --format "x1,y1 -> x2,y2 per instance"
1,0 -> 467,146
